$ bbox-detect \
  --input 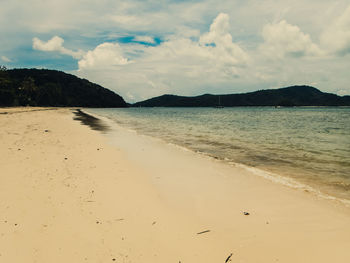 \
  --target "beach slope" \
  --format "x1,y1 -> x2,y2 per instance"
0,107 -> 350,263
